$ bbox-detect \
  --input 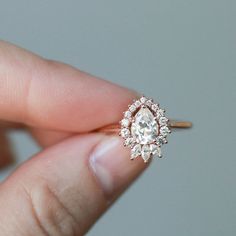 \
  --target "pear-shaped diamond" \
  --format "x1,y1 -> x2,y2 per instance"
131,107 -> 159,144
